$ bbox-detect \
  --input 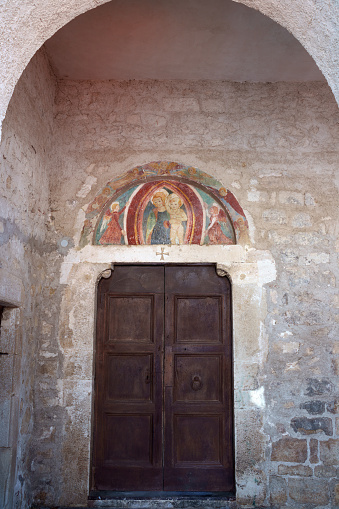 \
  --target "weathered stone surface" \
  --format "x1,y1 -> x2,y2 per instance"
300,400 -> 325,414
320,439 -> 339,466
269,475 -> 287,505
0,399 -> 11,447
271,438 -> 307,463
0,449 -> 12,508
305,378 -> 333,396
0,356 -> 14,397
314,465 -> 337,478
262,209 -> 287,225
236,409 -> 265,474
289,478 -> 329,504
309,438 -> 319,464
333,482 -> 339,506
279,191 -> 304,206
292,213 -> 312,228
326,400 -> 339,414
278,464 -> 312,476
291,416 -> 333,435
